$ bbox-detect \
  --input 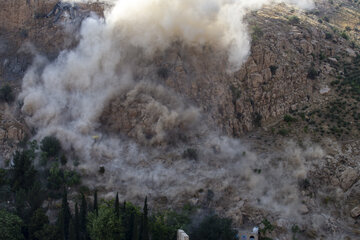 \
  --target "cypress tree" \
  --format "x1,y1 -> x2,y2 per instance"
93,190 -> 98,216
74,203 -> 80,240
61,187 -> 71,240
79,193 -> 87,240
131,213 -> 139,240
141,197 -> 149,240
115,192 -> 120,218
